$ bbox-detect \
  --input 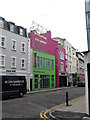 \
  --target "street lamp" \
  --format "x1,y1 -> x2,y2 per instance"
85,0 -> 90,116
